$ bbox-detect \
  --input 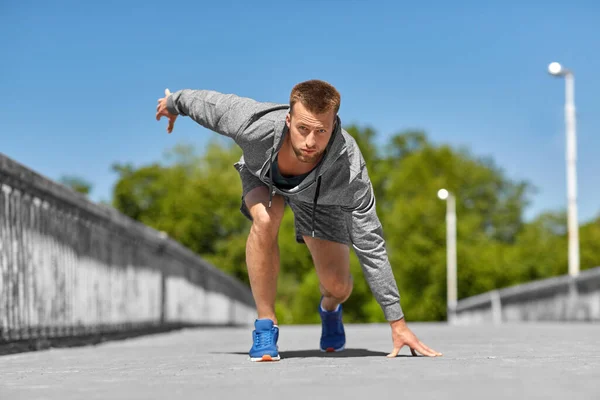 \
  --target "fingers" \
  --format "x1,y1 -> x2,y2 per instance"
387,345 -> 438,358
167,116 -> 175,134
156,98 -> 165,120
386,346 -> 402,358
155,107 -> 166,122
419,340 -> 443,356
387,343 -> 441,358
412,342 -> 439,357
155,112 -> 175,133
